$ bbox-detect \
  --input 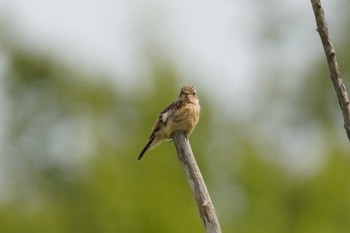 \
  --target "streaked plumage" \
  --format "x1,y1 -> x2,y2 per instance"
138,85 -> 200,160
